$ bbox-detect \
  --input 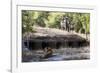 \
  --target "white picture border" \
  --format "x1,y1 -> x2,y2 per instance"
11,1 -> 97,73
